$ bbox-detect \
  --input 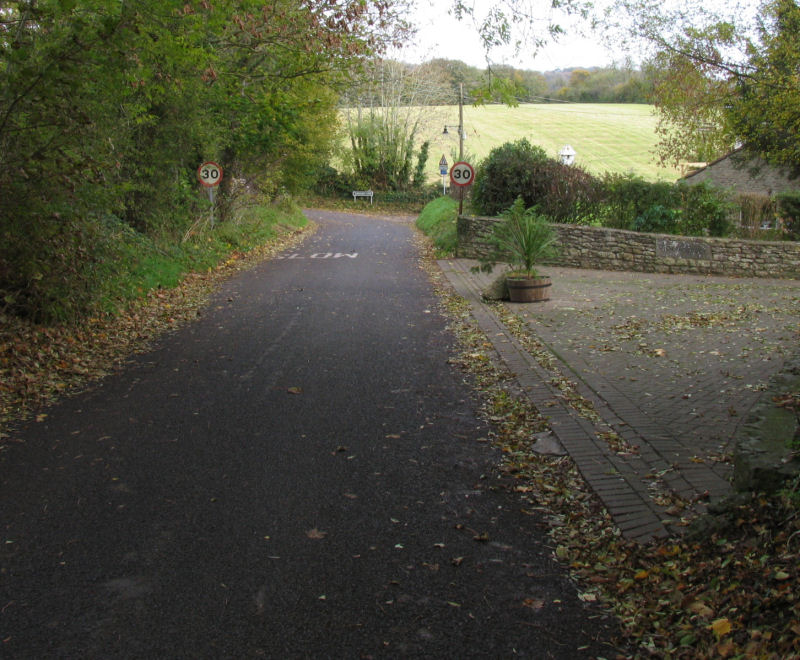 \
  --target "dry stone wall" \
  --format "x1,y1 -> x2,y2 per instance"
457,215 -> 800,279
